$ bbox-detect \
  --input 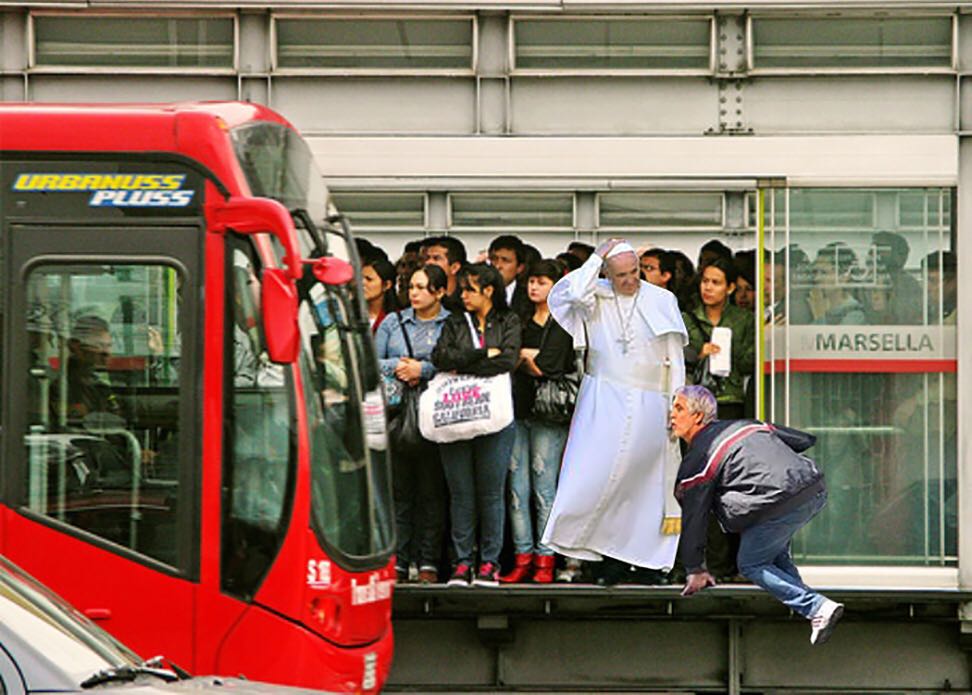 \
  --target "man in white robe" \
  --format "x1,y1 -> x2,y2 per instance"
541,238 -> 687,572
